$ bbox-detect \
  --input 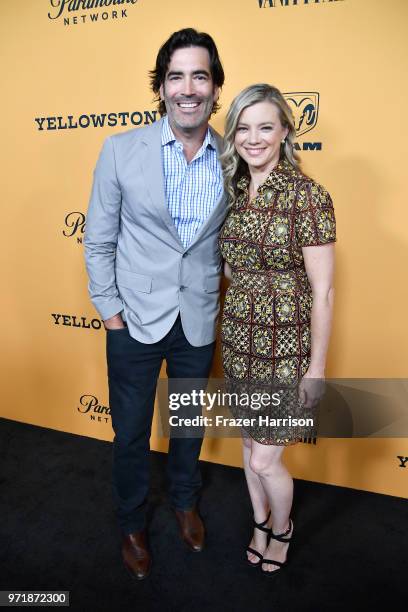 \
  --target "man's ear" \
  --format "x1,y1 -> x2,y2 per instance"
159,84 -> 164,100
213,85 -> 220,103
